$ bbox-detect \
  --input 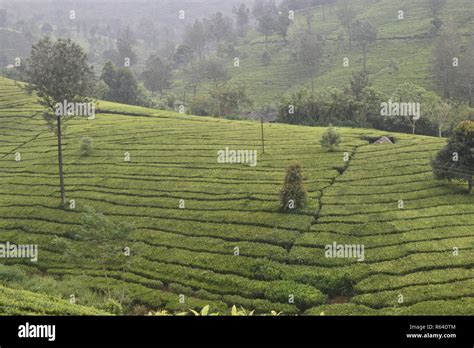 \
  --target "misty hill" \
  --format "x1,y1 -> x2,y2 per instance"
173,0 -> 474,106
